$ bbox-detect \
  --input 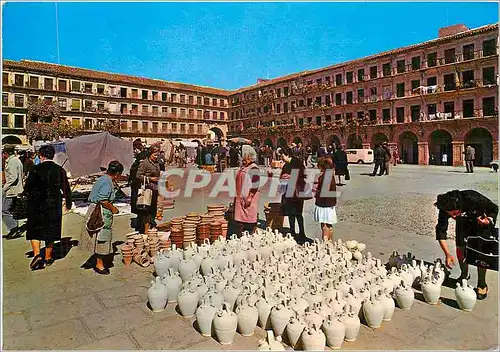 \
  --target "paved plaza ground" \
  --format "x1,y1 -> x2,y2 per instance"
2,164 -> 499,350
